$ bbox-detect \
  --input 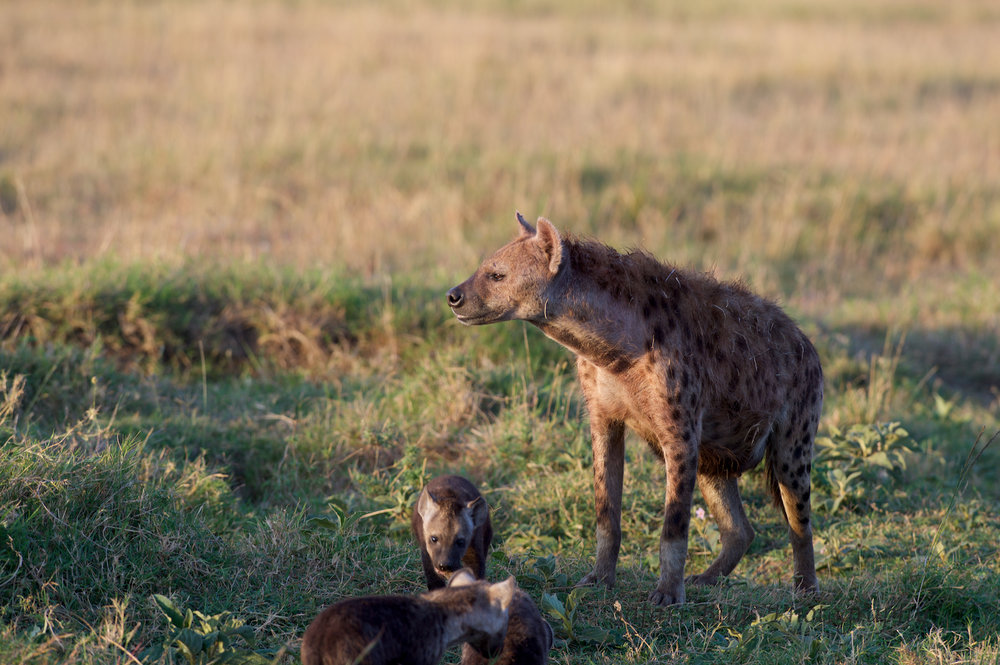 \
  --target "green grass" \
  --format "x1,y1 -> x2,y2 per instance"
0,262 -> 997,664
